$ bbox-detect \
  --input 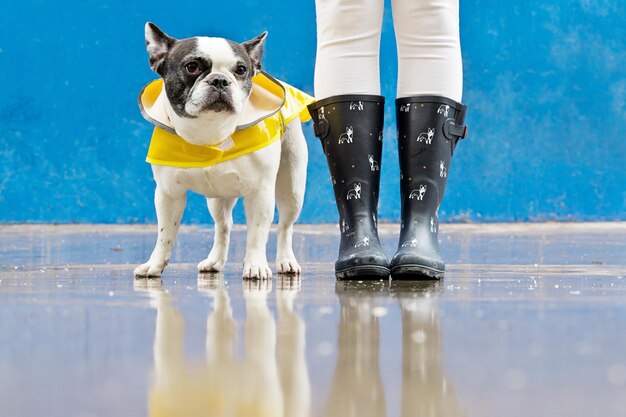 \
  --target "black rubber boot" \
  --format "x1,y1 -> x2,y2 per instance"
308,95 -> 390,280
391,96 -> 468,280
